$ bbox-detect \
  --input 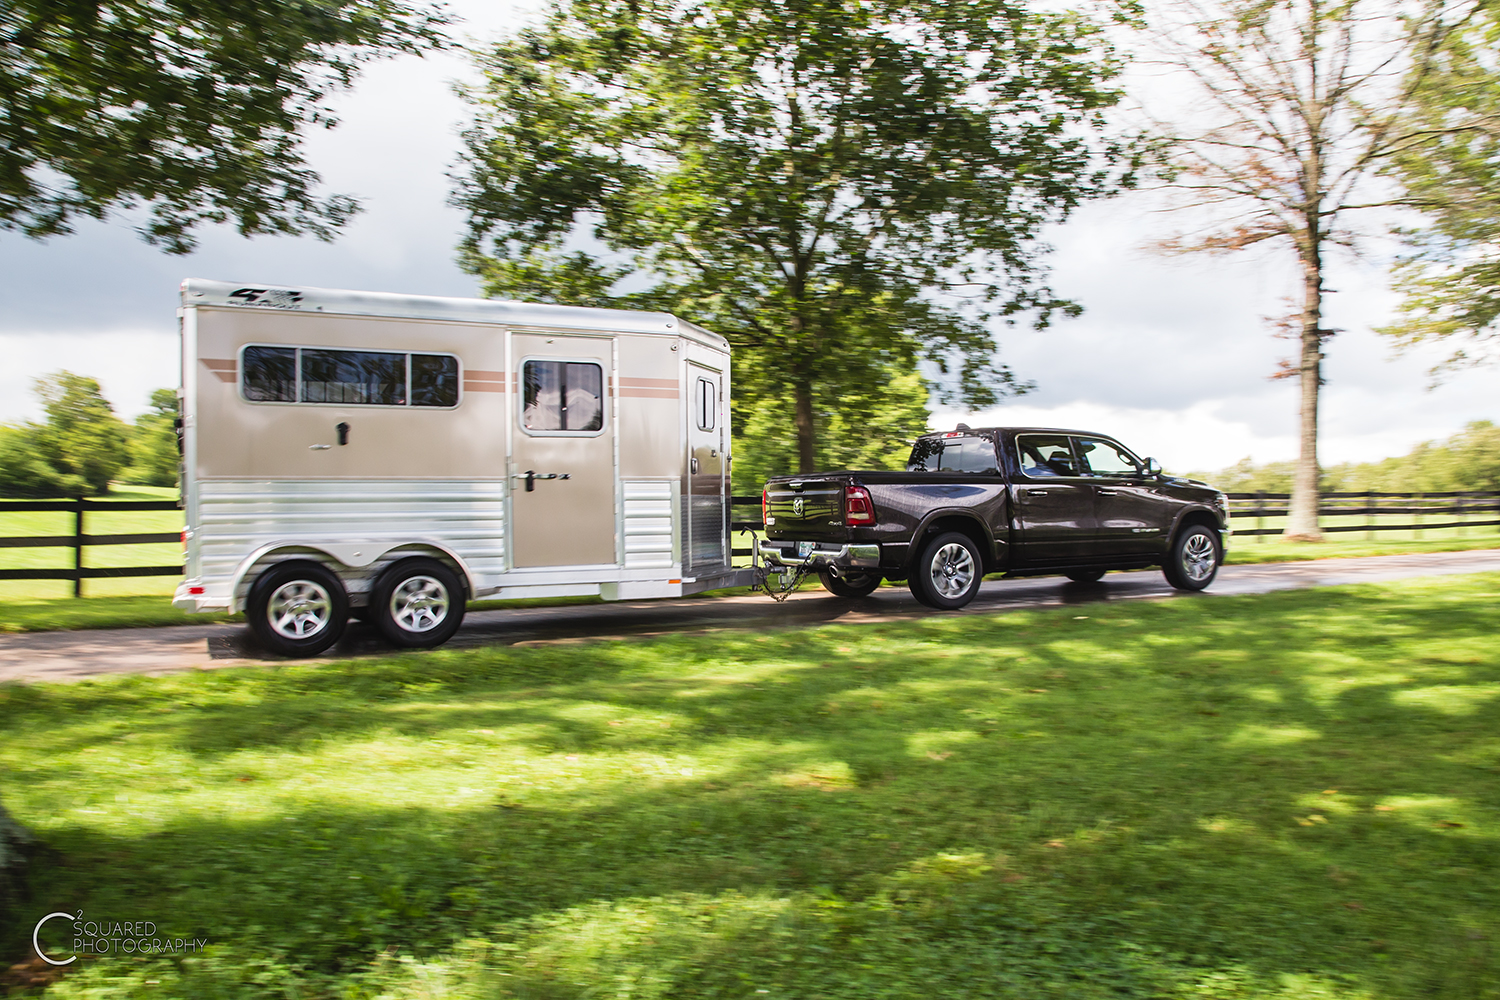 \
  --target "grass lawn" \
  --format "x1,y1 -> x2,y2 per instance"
3,573 -> 1498,998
